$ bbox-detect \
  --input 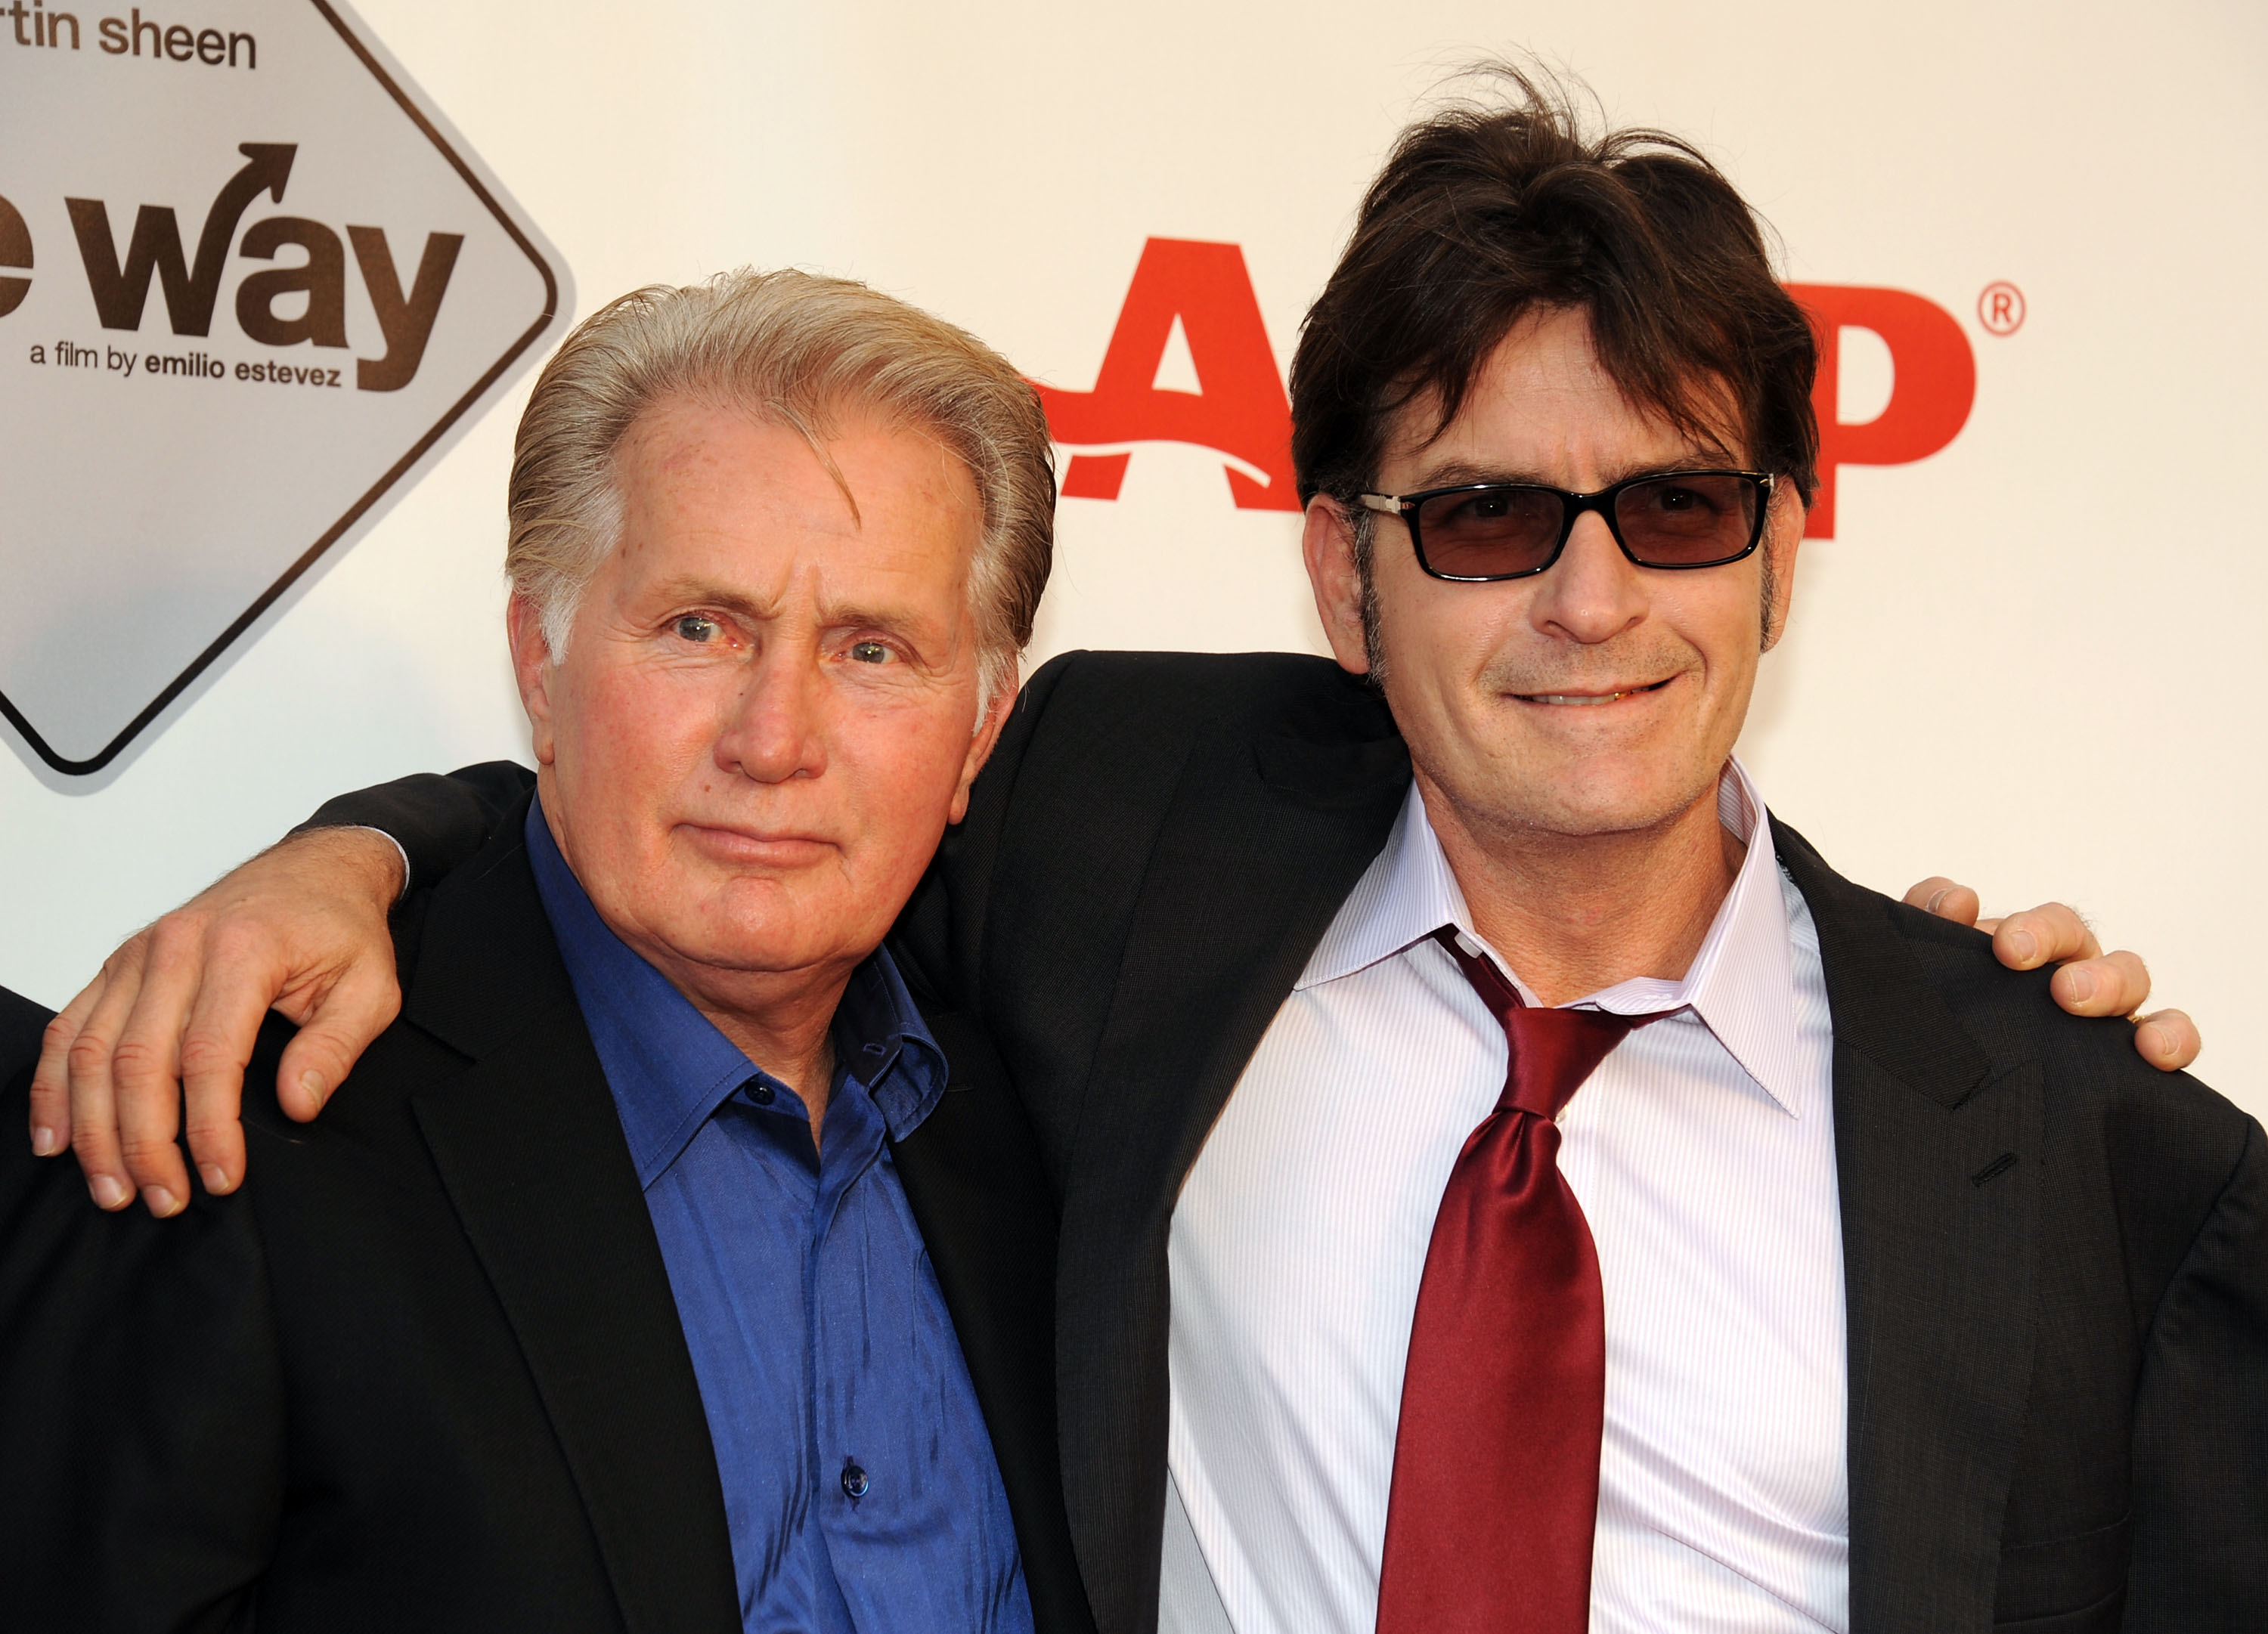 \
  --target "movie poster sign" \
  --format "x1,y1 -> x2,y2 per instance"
0,1 -> 570,780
